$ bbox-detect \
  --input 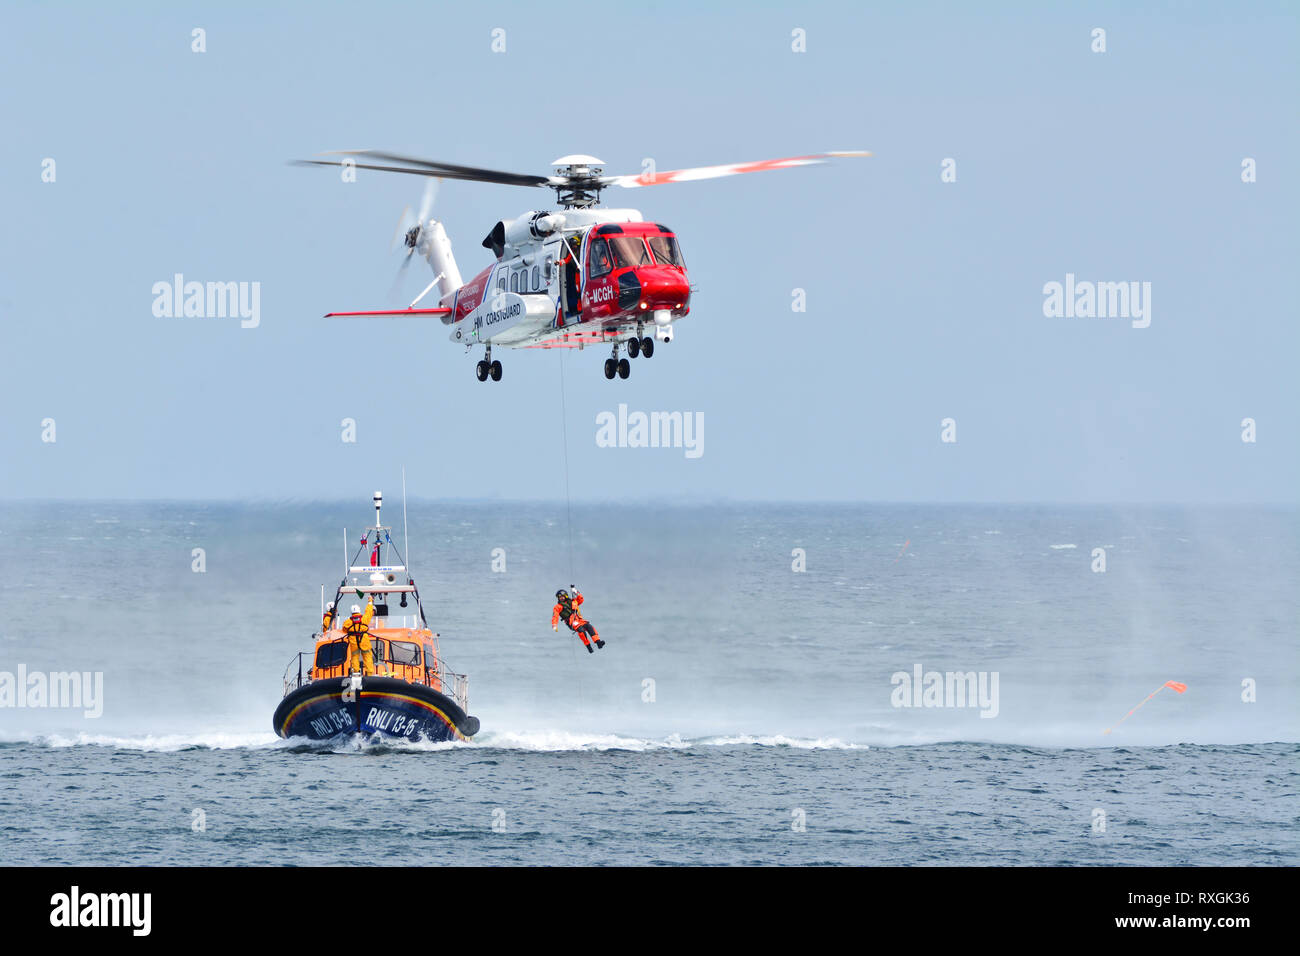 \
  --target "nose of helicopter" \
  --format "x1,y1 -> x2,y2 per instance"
634,265 -> 691,311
